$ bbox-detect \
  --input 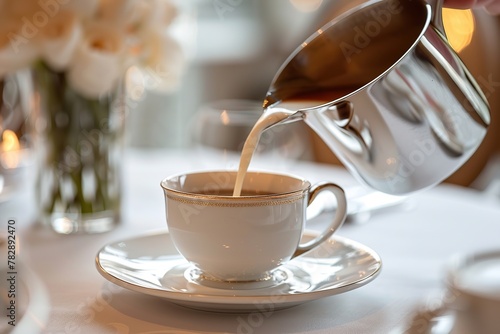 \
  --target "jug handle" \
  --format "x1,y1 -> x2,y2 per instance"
426,0 -> 445,36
